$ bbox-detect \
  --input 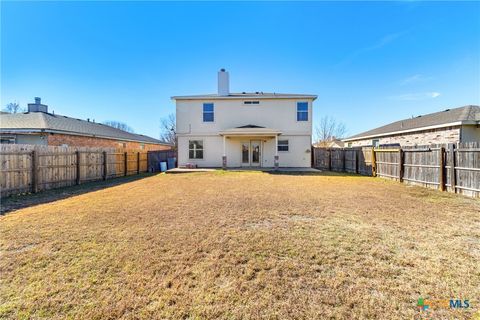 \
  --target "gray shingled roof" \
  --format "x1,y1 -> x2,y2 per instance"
344,105 -> 480,141
0,112 -> 170,145
172,92 -> 317,100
